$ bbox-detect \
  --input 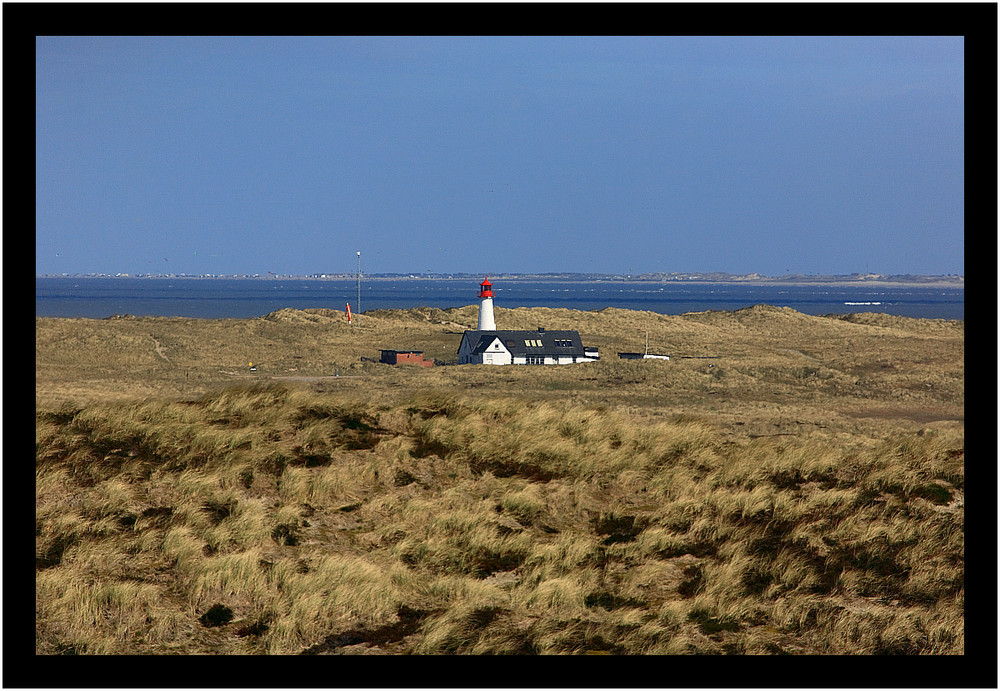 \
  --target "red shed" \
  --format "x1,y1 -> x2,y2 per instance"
380,350 -> 434,367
